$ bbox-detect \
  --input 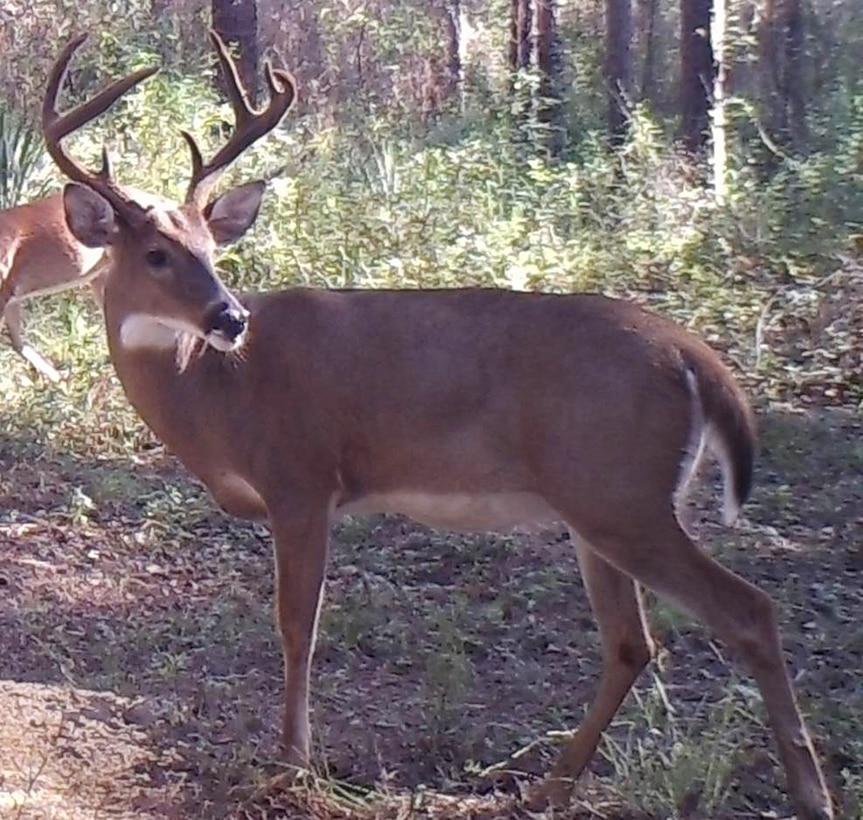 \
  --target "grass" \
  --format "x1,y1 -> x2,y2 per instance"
598,679 -> 751,816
